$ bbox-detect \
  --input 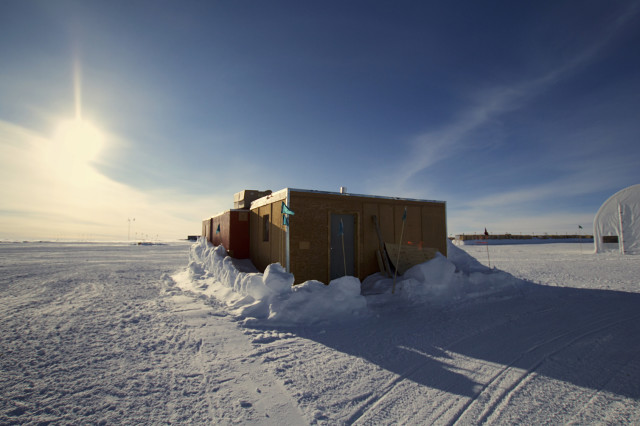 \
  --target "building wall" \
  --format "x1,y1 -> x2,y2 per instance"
202,218 -> 212,242
288,192 -> 359,284
227,210 -> 250,258
250,190 -> 447,284
202,210 -> 250,258
249,202 -> 286,271
209,212 -> 229,248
